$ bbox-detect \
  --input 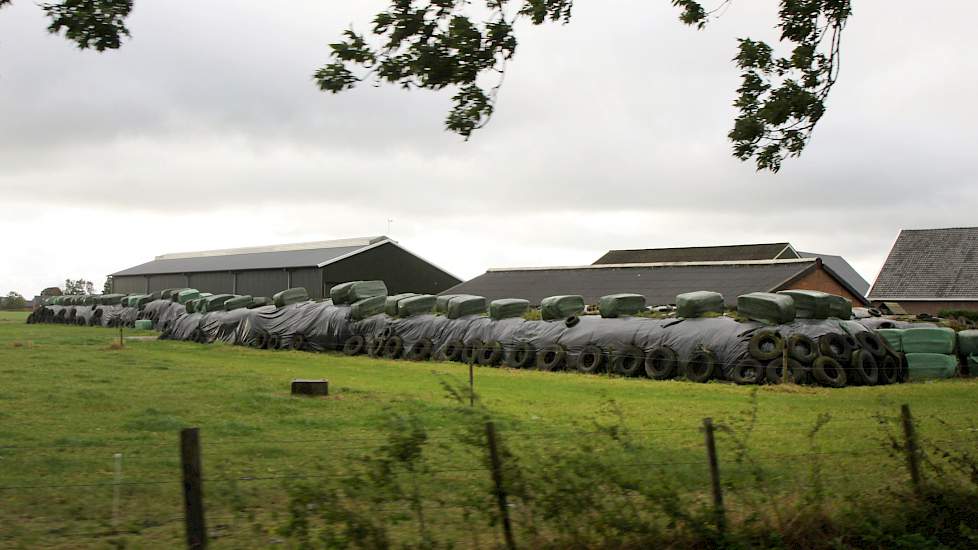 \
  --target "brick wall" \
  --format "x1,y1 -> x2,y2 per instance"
779,266 -> 864,304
